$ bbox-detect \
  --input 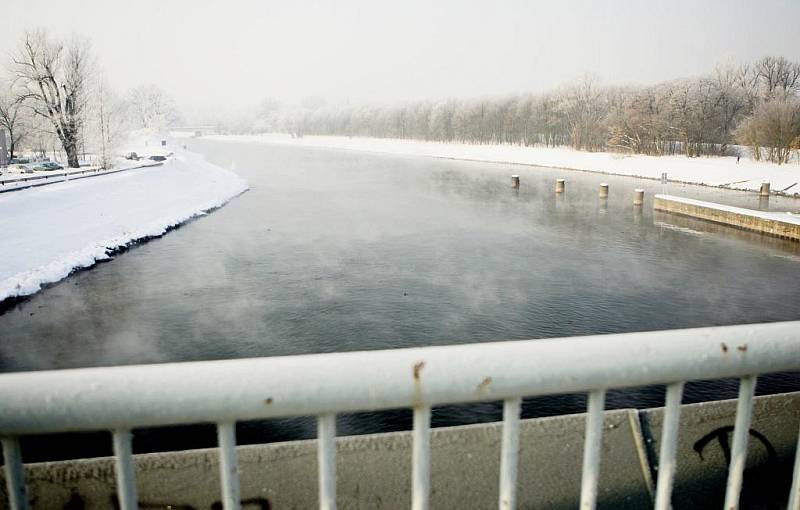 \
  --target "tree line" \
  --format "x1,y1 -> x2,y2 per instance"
3,29 -> 798,168
251,57 -> 800,165
0,29 -> 179,169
